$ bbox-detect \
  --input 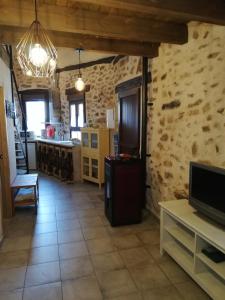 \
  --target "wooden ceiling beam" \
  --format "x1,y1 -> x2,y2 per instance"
0,0 -> 187,44
0,25 -> 159,58
71,0 -> 225,26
